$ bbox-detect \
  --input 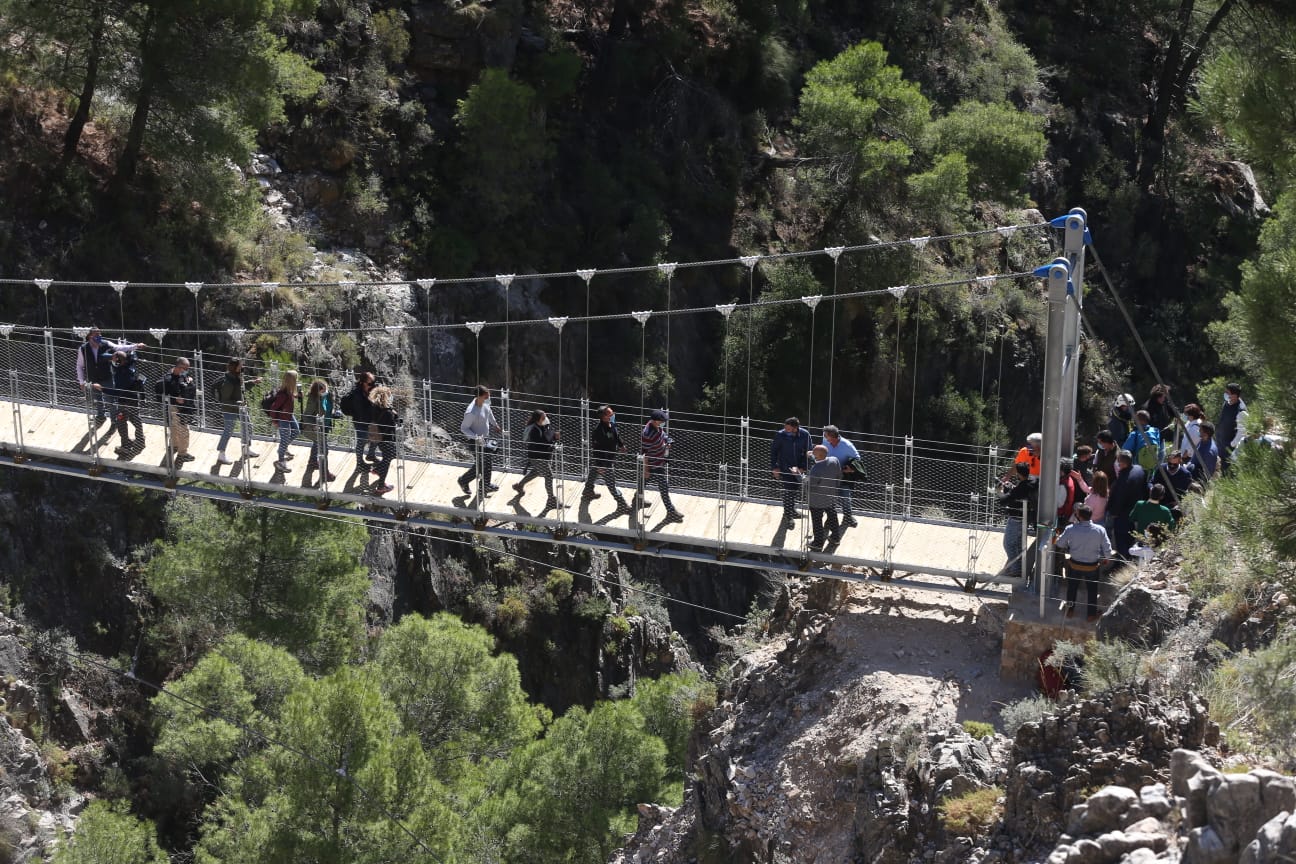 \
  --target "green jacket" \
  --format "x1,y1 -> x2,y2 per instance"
1130,500 -> 1175,535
